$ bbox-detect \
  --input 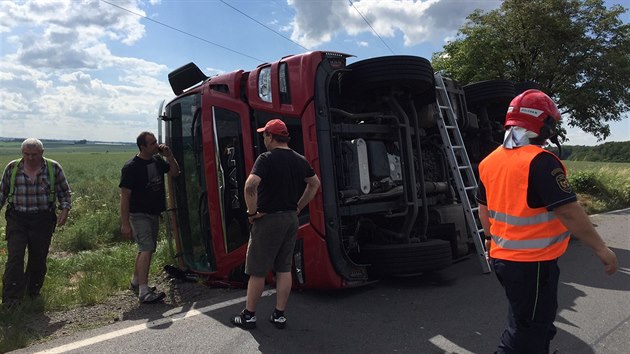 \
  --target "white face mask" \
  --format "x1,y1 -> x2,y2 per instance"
503,126 -> 540,149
